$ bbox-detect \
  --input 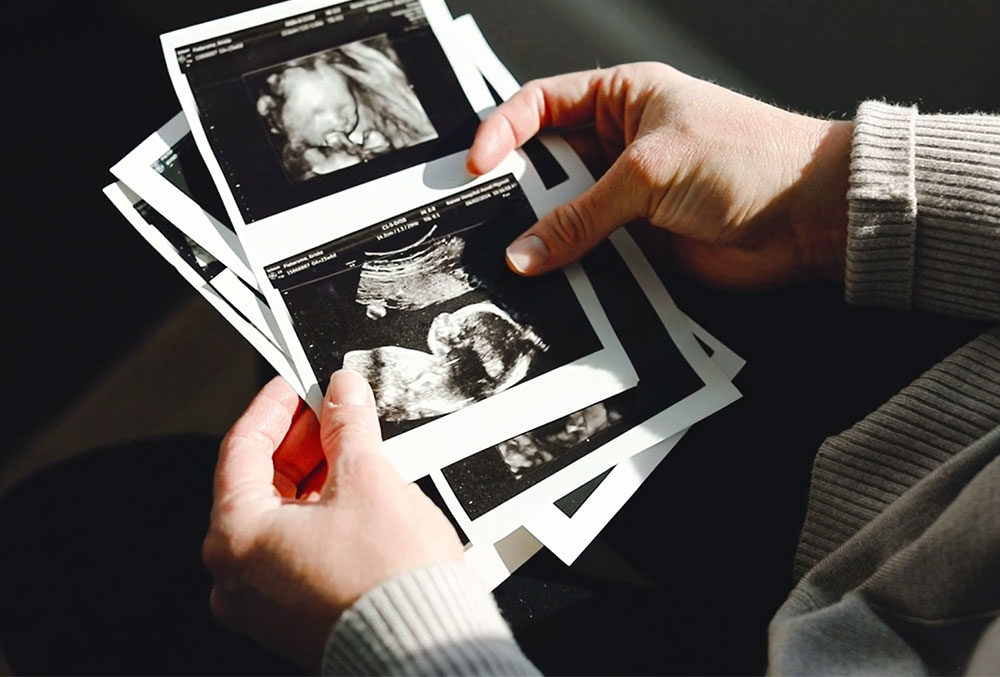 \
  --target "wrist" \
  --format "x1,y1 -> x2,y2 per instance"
790,118 -> 852,282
